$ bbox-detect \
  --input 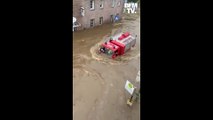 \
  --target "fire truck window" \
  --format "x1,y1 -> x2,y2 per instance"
105,48 -> 113,56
